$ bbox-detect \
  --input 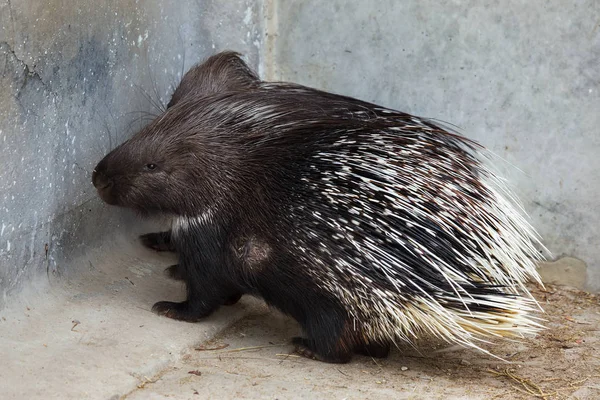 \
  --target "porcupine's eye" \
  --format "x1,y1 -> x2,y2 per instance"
145,163 -> 158,171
